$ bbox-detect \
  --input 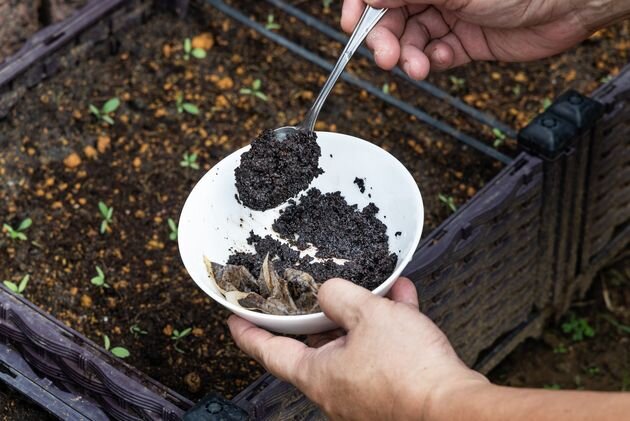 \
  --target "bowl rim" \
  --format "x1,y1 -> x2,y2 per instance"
178,131 -> 424,322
